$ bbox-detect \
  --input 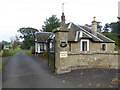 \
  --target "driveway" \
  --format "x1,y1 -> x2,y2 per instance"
2,52 -> 119,88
